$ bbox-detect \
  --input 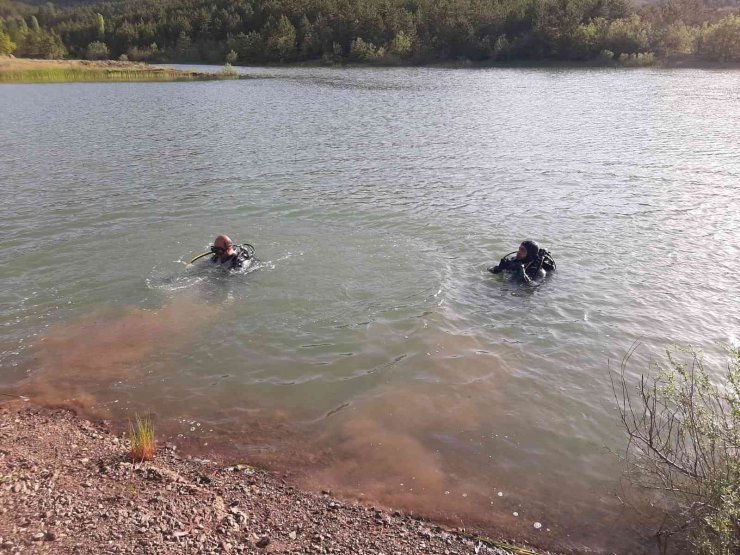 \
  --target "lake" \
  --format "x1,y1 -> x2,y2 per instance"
1,65 -> 738,552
